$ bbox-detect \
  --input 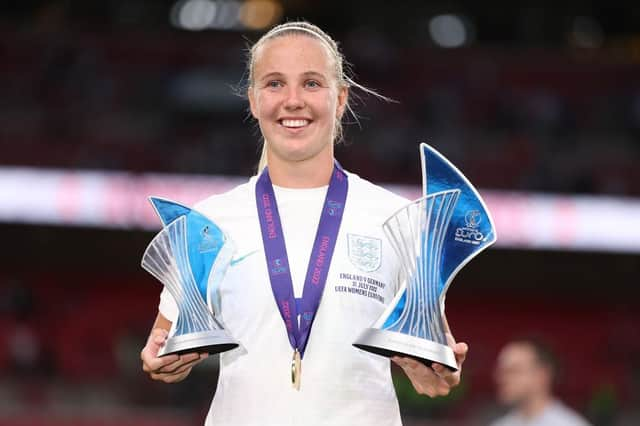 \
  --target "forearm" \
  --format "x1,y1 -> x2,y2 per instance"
152,312 -> 172,333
